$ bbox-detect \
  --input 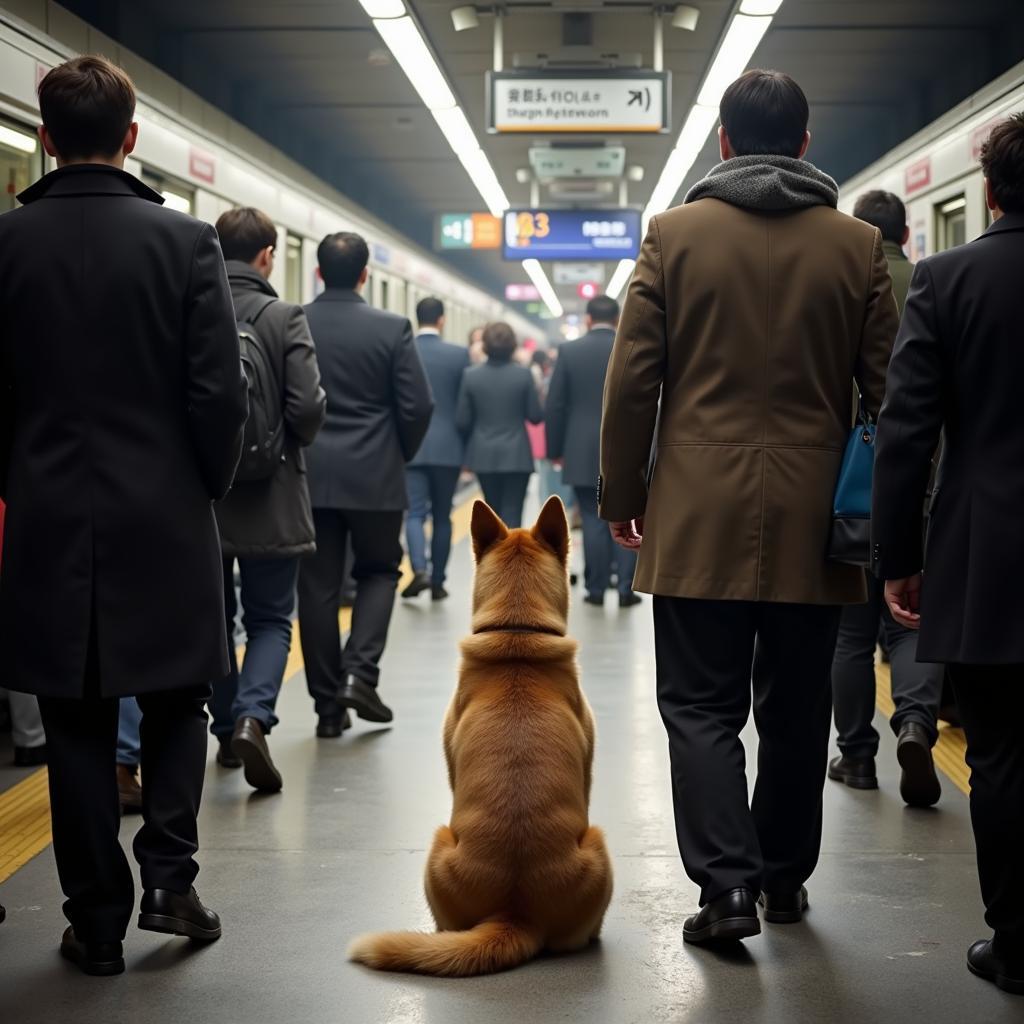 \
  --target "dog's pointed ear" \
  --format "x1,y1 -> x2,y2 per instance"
532,495 -> 570,563
471,500 -> 509,561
